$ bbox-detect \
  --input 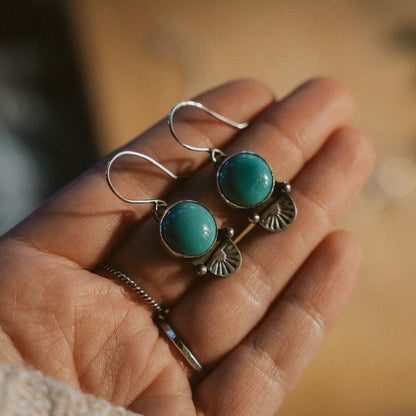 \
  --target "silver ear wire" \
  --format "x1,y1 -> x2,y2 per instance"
168,100 -> 249,161
106,150 -> 178,212
105,149 -> 242,277
168,101 -> 297,234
